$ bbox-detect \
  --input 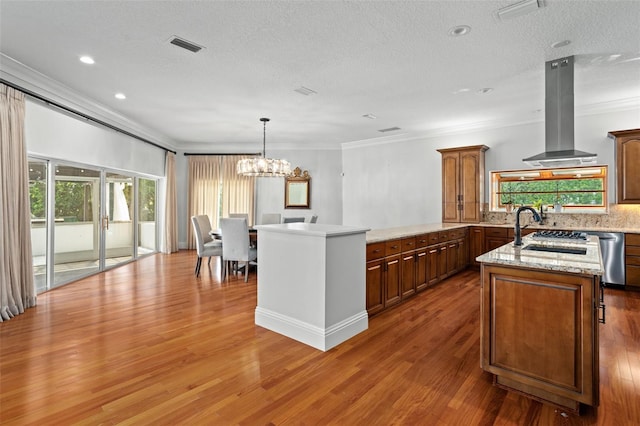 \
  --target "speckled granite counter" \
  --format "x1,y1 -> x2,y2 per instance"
476,234 -> 603,276
366,223 -> 468,243
366,220 -> 640,245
